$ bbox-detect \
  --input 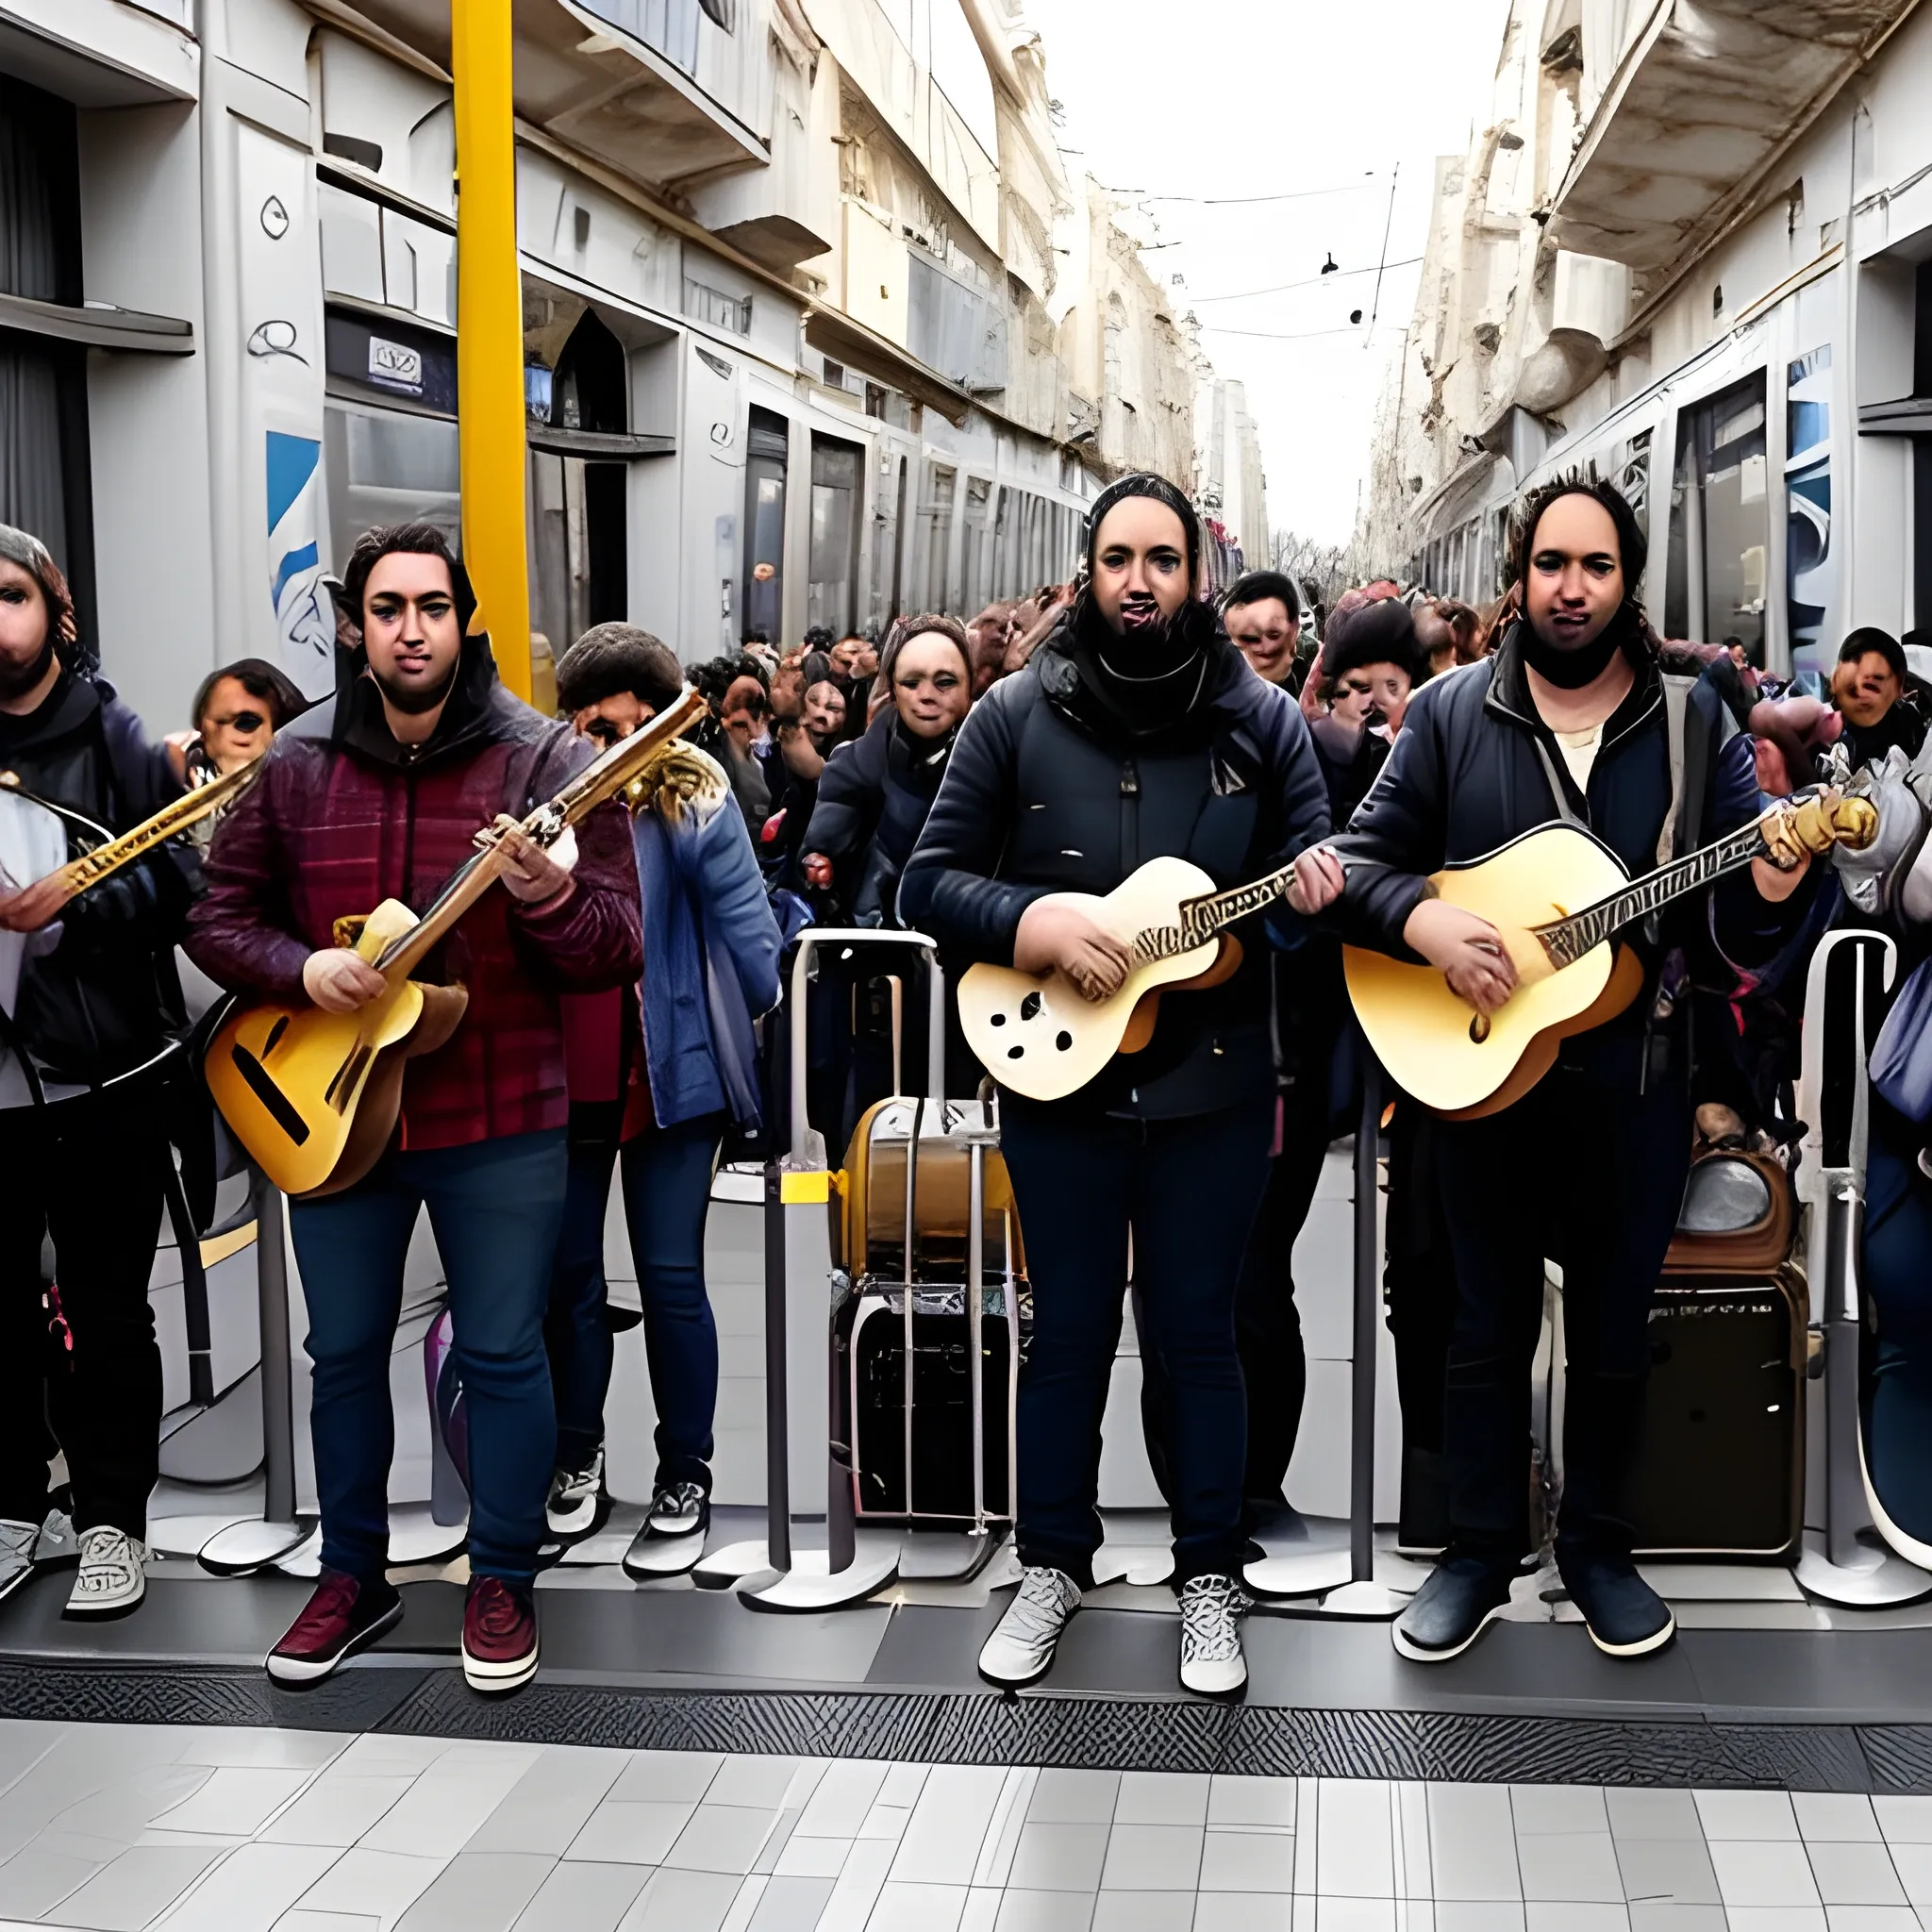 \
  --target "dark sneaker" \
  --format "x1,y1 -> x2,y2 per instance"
463,1576 -> 538,1693
1391,1555 -> 1514,1663
267,1569 -> 403,1684
646,1480 -> 708,1540
545,1447 -> 608,1541
1559,1550 -> 1675,1657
